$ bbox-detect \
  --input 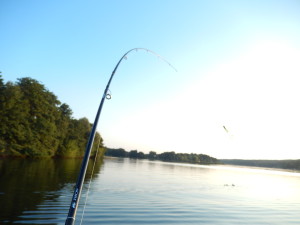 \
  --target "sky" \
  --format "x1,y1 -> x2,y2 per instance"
1,0 -> 300,159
